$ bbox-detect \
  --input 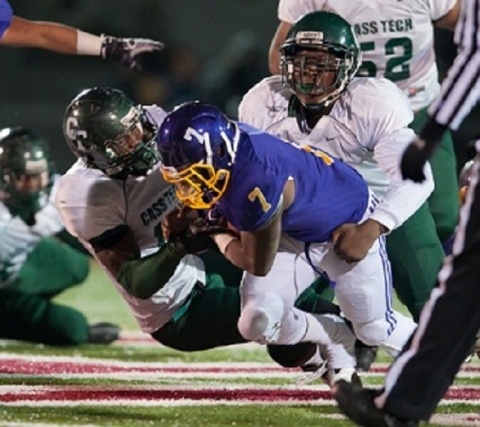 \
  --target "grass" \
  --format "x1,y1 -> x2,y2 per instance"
0,260 -> 475,426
